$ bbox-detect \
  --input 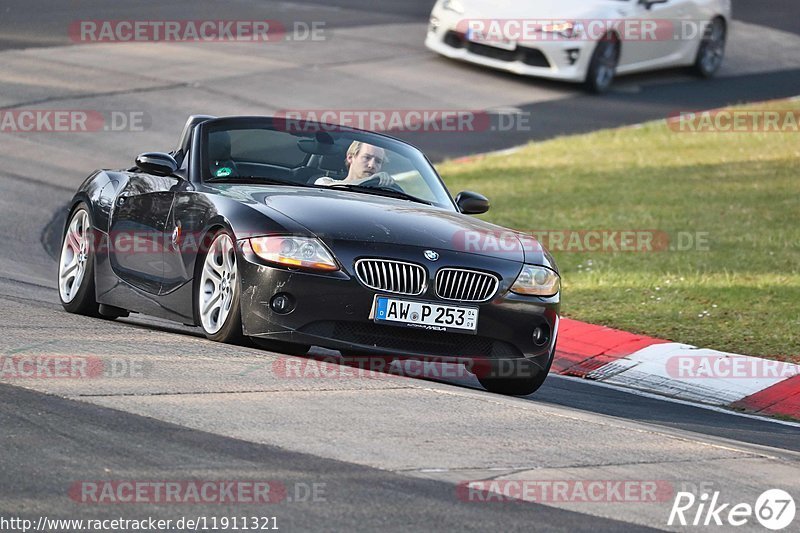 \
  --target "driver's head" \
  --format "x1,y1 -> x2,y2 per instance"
345,141 -> 386,181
